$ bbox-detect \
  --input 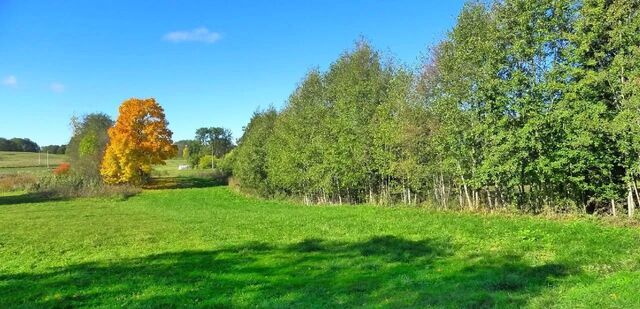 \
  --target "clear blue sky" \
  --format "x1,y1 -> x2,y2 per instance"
0,0 -> 465,146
